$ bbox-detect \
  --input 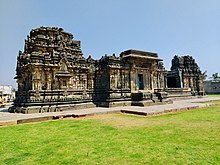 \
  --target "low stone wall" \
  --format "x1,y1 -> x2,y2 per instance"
165,88 -> 192,98
9,102 -> 96,114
